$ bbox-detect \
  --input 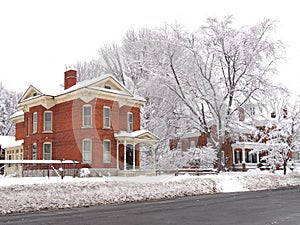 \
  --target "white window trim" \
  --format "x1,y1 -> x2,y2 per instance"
103,106 -> 111,129
127,112 -> 133,132
32,112 -> 37,133
103,140 -> 111,164
43,111 -> 53,132
82,139 -> 92,164
43,142 -> 52,160
82,105 -> 92,128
